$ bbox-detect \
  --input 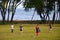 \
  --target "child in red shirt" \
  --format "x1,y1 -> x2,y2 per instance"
36,24 -> 40,36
